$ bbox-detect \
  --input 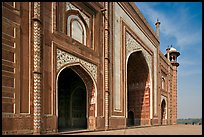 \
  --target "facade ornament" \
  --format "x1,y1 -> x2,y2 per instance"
32,2 -> 42,134
33,2 -> 40,20
126,31 -> 155,117
56,49 -> 97,83
66,2 -> 90,27
126,32 -> 152,72
104,2 -> 109,130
